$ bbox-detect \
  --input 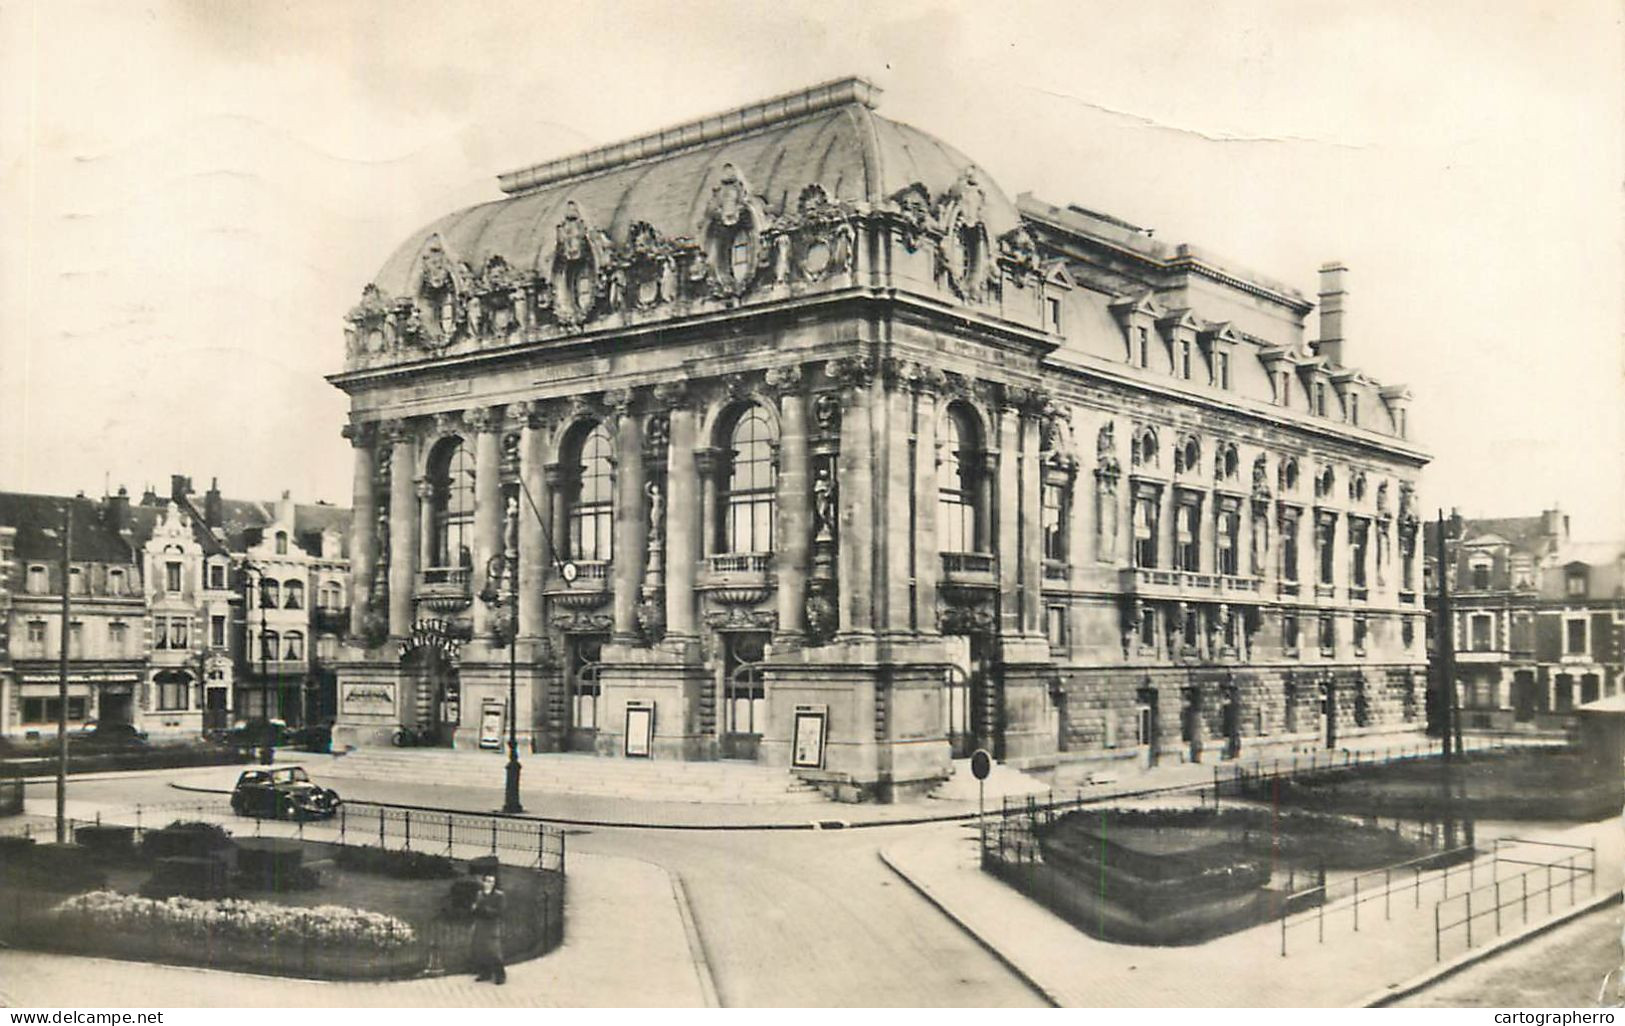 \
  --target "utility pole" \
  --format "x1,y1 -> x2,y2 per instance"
1434,509 -> 1461,761
55,503 -> 72,843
